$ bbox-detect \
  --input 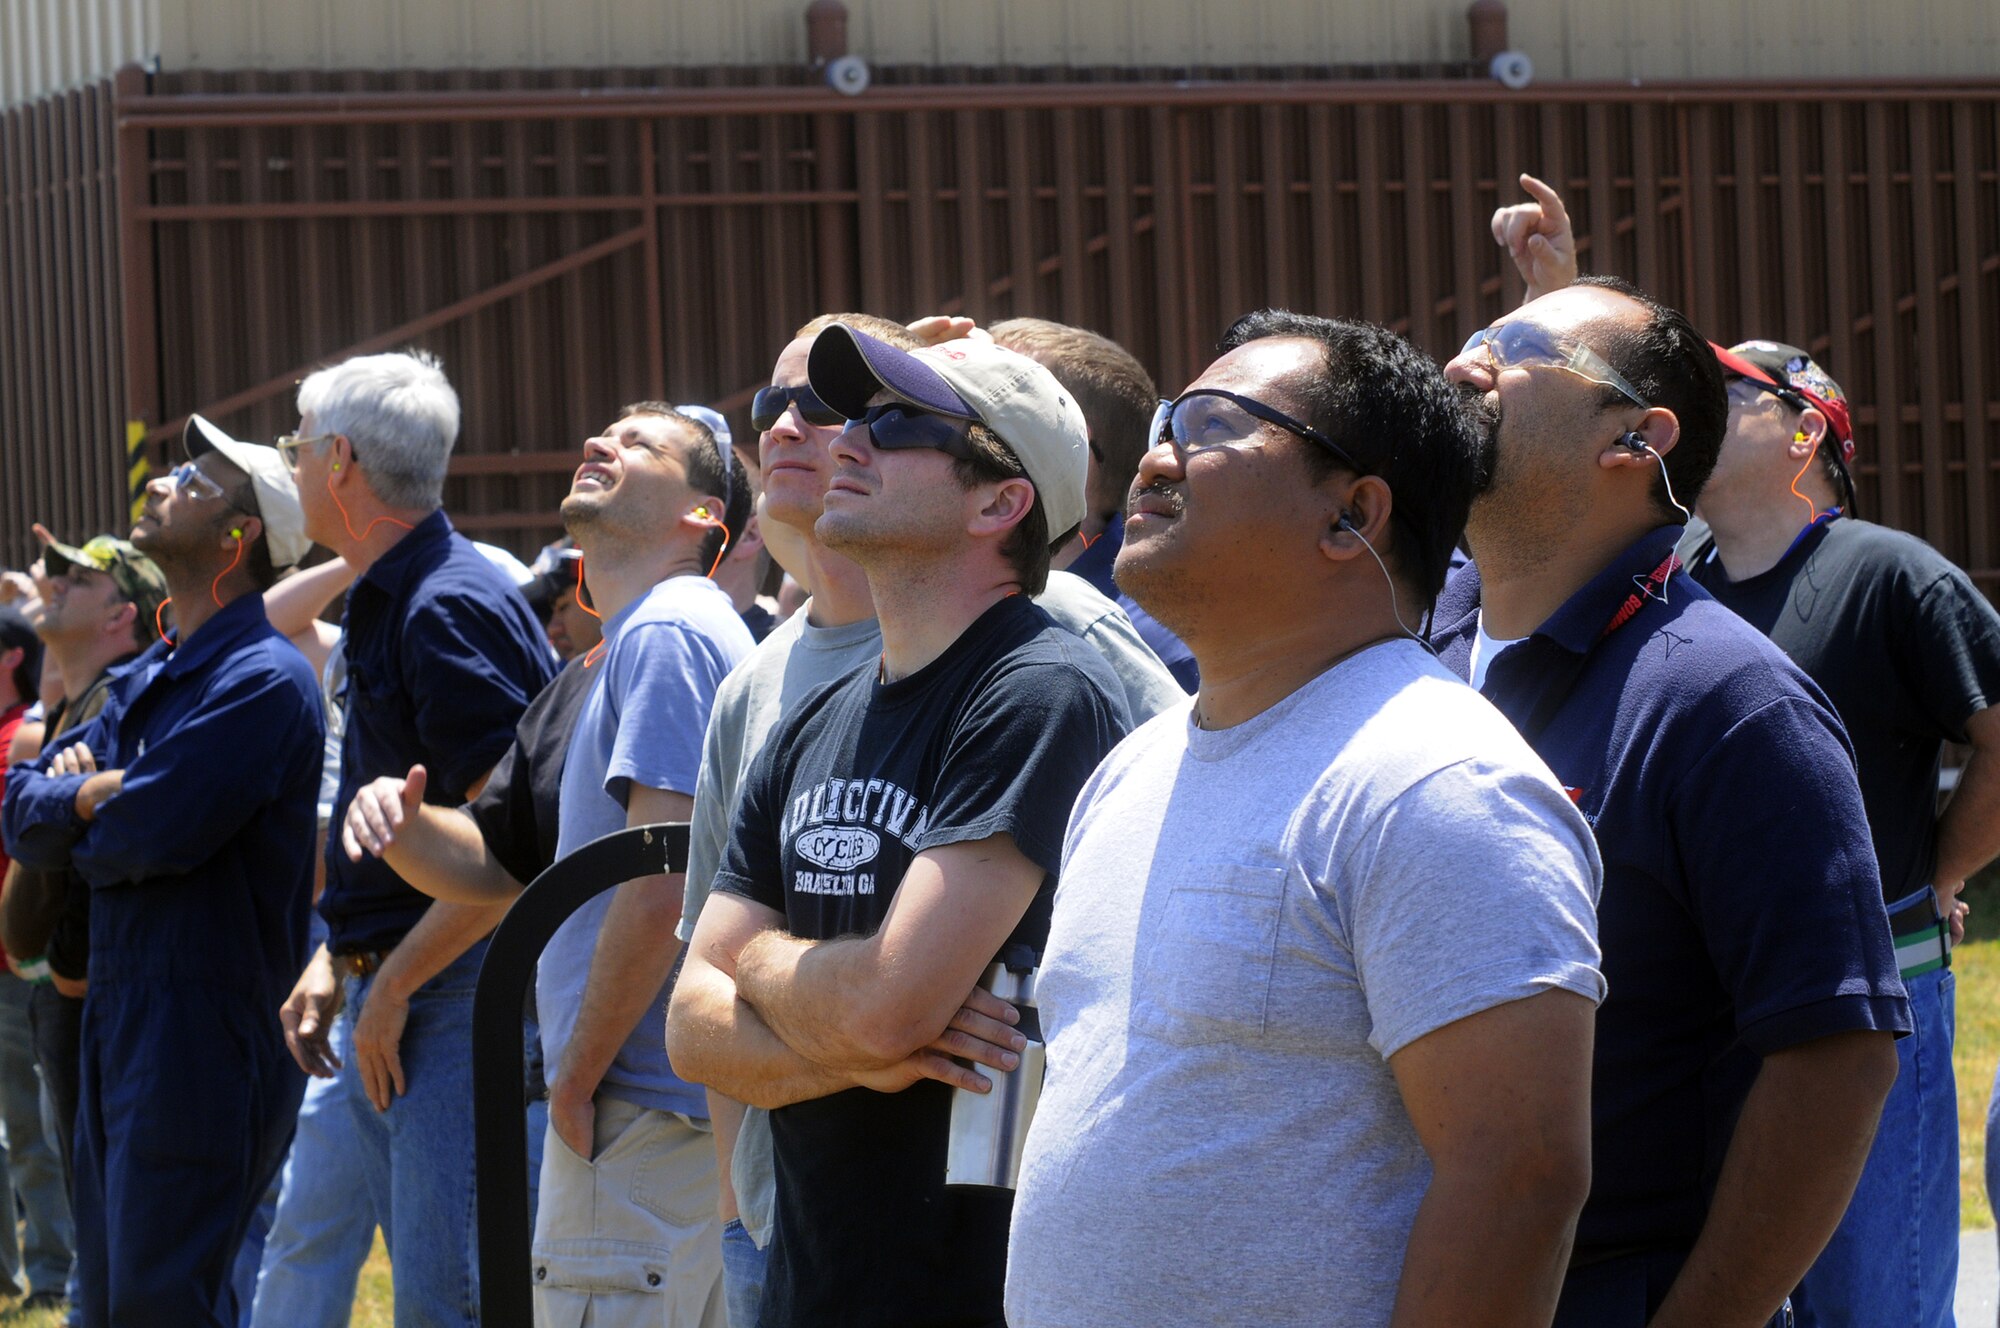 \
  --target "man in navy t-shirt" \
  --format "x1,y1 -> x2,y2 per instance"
1435,274 -> 1909,1327
669,328 -> 1127,1327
